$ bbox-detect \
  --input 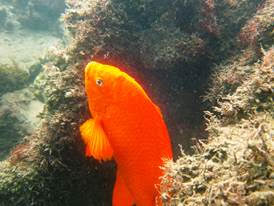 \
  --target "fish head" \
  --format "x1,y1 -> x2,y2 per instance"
84,61 -> 123,116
